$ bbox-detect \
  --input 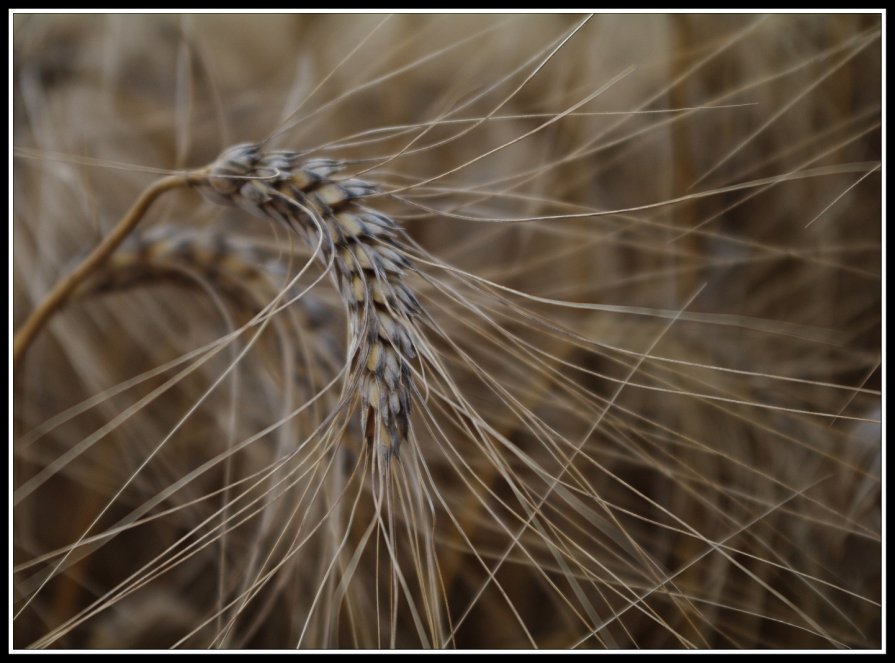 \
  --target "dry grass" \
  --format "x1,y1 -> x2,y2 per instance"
12,13 -> 882,650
